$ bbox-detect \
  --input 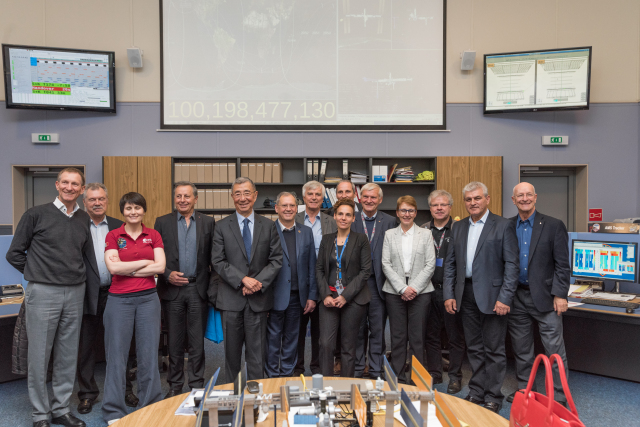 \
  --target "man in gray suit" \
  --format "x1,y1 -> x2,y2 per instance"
211,177 -> 283,381
444,182 -> 519,413
294,181 -> 337,375
506,182 -> 570,404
